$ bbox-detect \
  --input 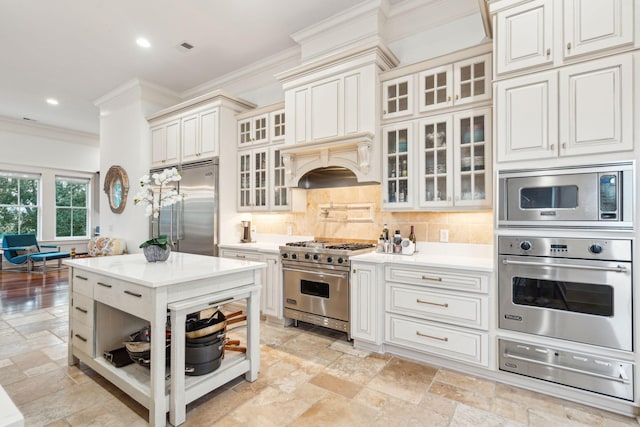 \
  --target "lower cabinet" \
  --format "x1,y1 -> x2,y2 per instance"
220,248 -> 282,321
350,261 -> 383,345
